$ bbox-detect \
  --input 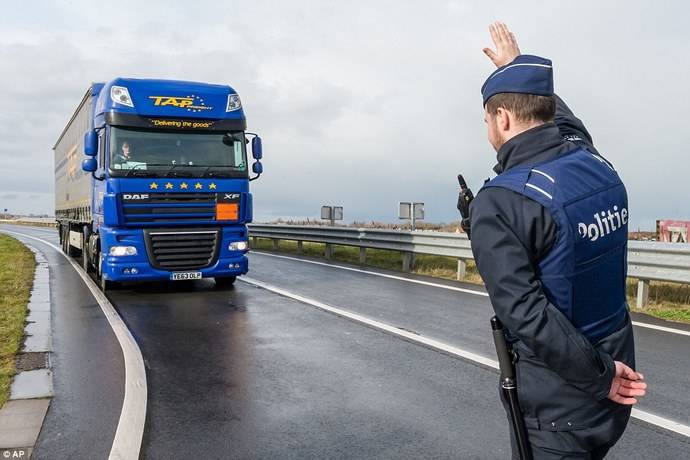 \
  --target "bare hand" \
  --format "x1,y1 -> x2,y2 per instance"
608,361 -> 647,405
483,22 -> 521,68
